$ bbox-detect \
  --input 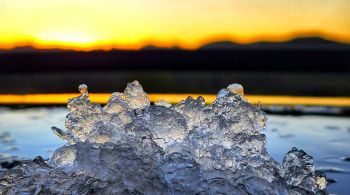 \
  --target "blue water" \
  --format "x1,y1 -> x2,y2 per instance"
0,107 -> 349,194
